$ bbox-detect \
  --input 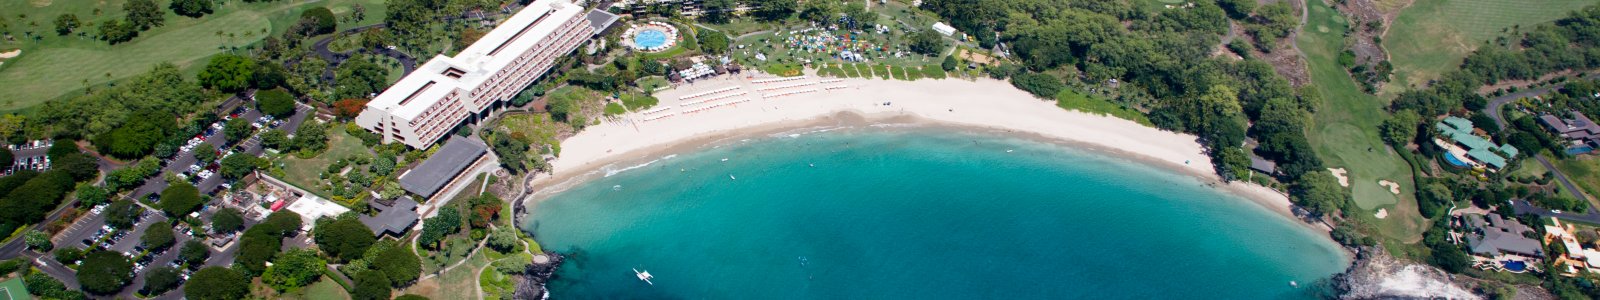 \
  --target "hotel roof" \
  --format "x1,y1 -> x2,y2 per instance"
365,0 -> 586,120
399,137 -> 487,198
